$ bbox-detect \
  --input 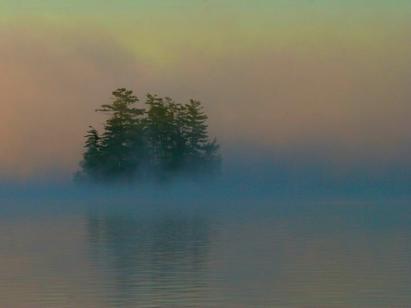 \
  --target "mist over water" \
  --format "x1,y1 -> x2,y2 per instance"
2,149 -> 411,212
1,197 -> 410,307
1,2 -> 411,306
2,149 -> 411,307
